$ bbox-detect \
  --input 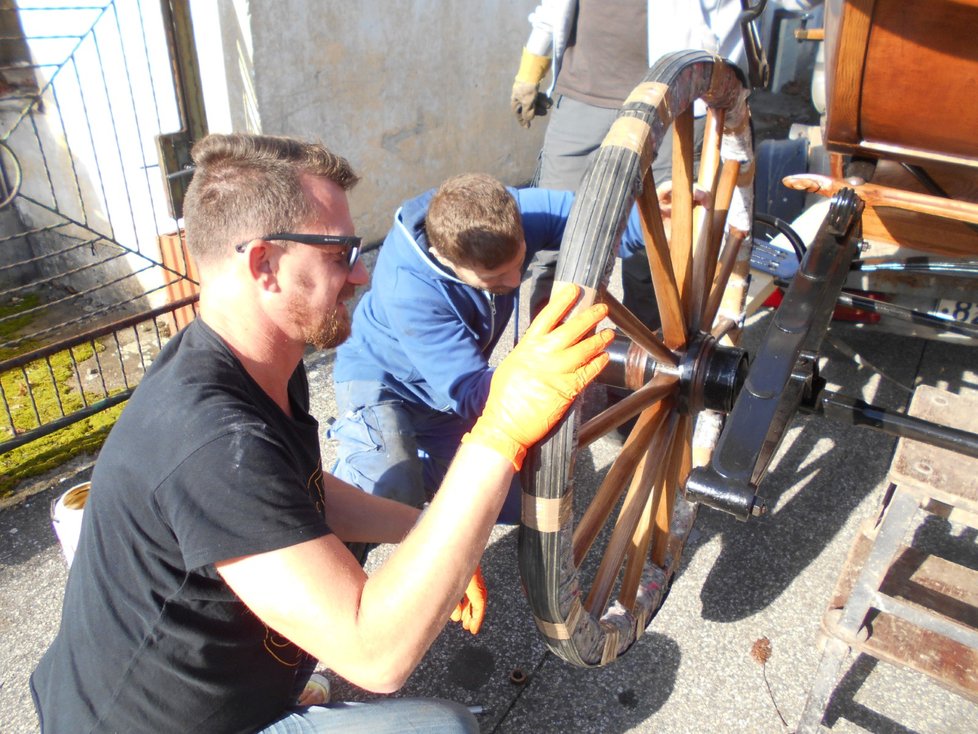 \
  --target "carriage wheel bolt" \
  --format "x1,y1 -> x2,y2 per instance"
509,668 -> 528,685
